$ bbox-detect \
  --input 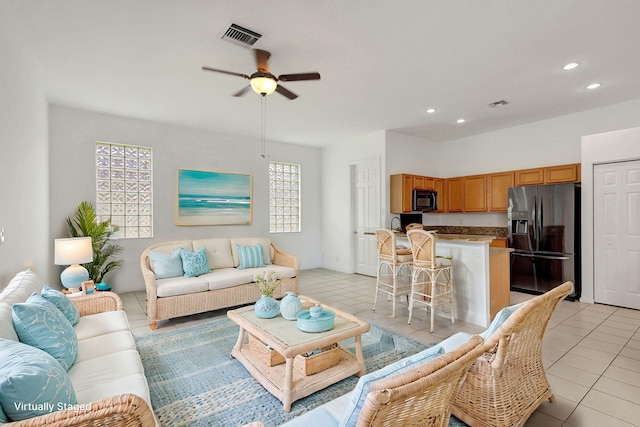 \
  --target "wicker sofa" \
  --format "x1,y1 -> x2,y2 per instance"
0,270 -> 156,426
140,237 -> 299,329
